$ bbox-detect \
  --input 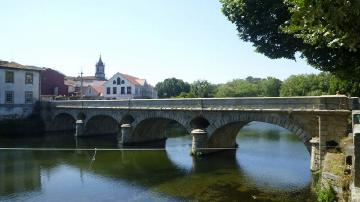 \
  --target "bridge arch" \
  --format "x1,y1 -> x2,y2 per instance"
131,112 -> 192,143
85,115 -> 120,136
52,113 -> 76,131
121,114 -> 135,124
133,111 -> 192,134
206,112 -> 311,152
190,116 -> 210,129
